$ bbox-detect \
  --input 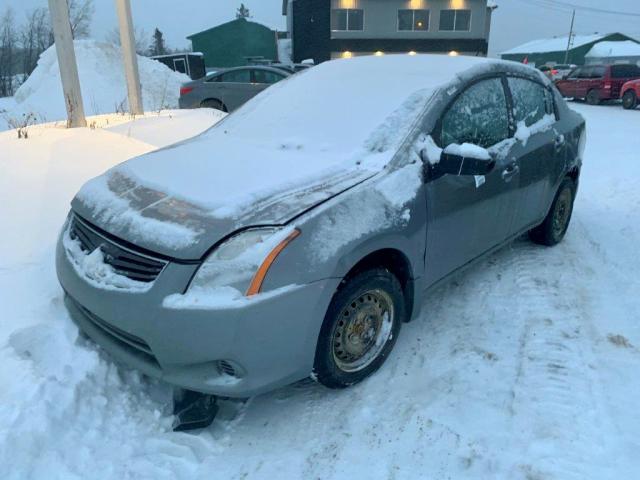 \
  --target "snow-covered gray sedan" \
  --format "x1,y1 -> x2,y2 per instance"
57,55 -> 585,399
